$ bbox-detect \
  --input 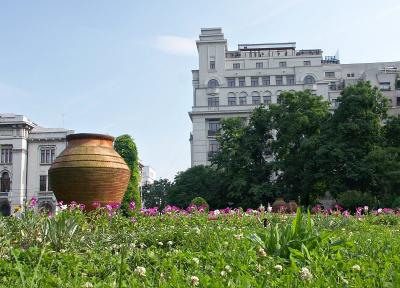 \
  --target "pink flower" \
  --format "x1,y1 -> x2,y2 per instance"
92,201 -> 101,209
130,217 -> 137,223
79,204 -> 85,211
342,210 -> 350,217
28,197 -> 37,209
129,201 -> 136,211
